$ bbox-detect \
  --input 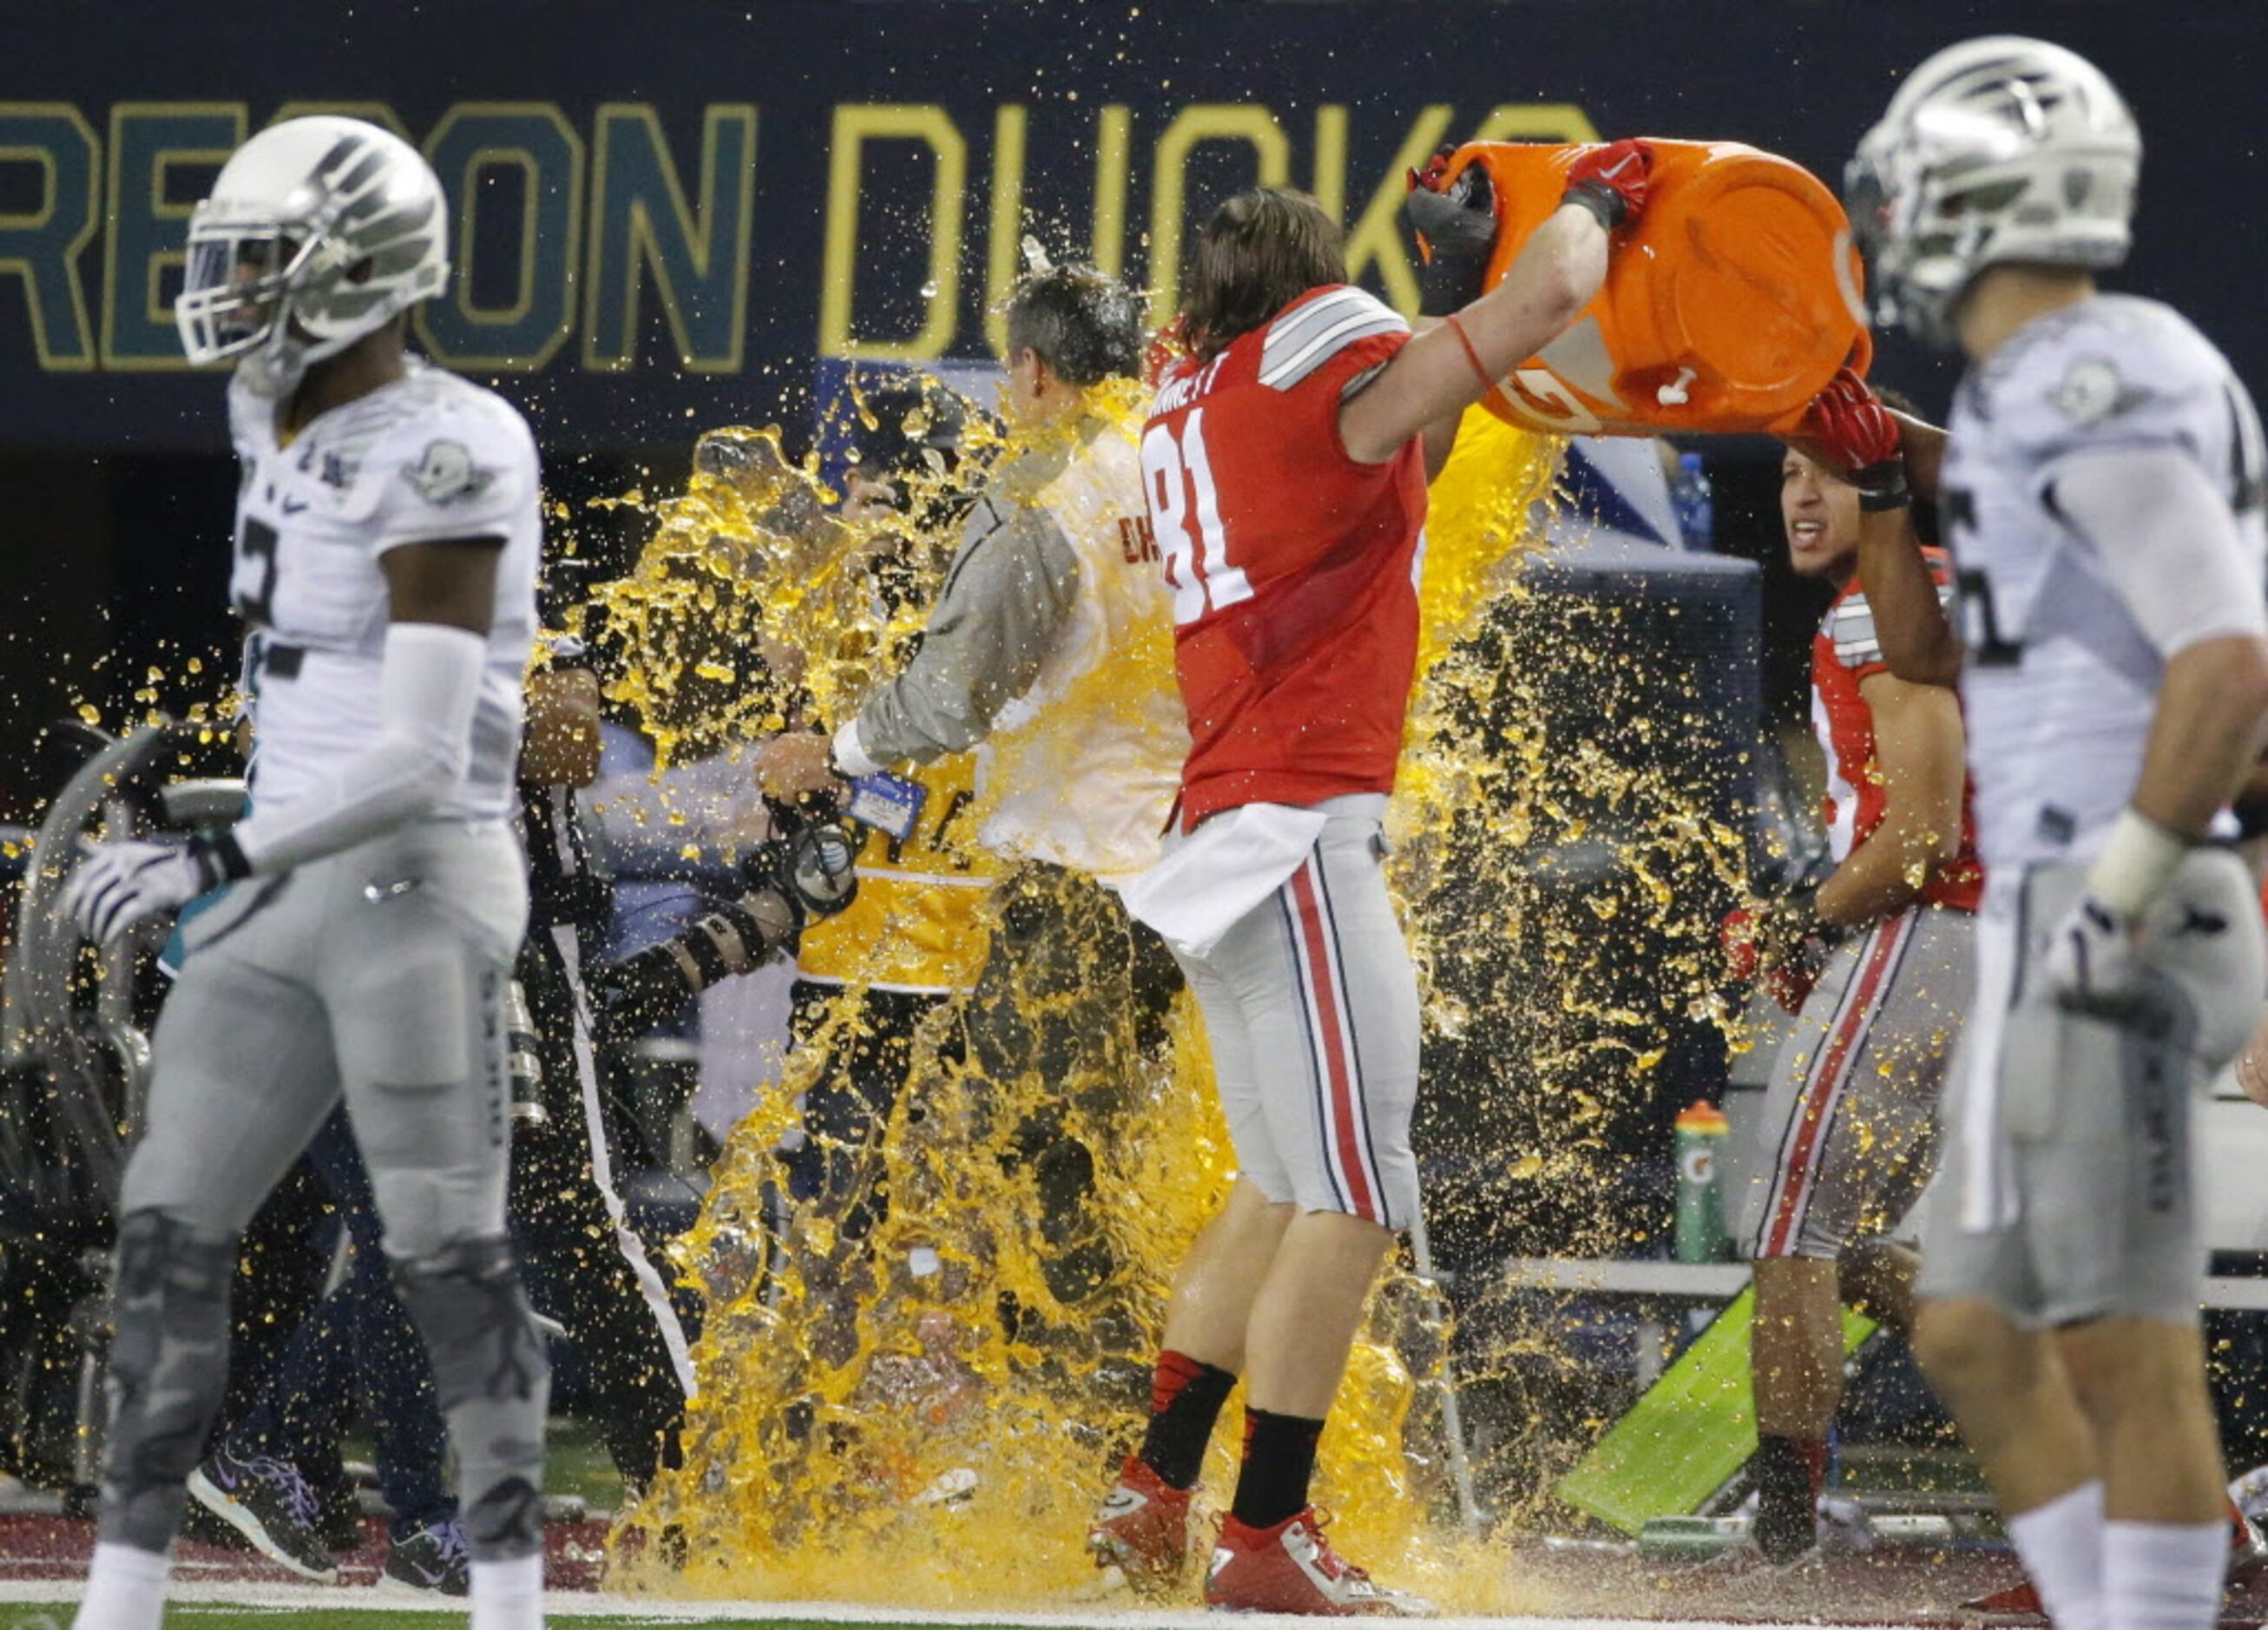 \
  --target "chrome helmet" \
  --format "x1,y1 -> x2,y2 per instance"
175,115 -> 448,396
1846,36 -> 2140,350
